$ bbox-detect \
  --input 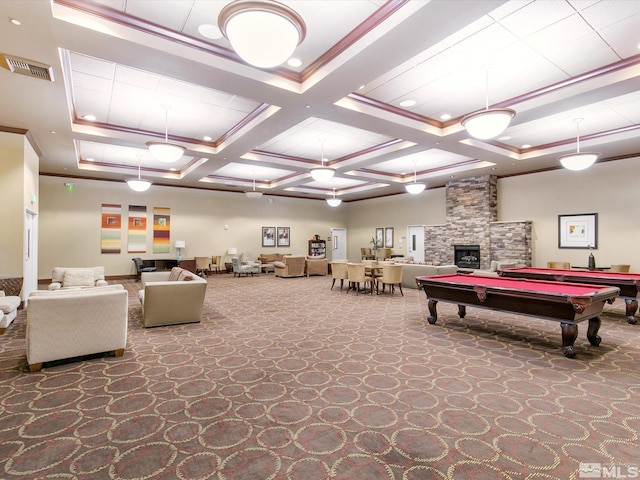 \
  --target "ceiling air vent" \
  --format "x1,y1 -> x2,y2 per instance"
2,53 -> 54,81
